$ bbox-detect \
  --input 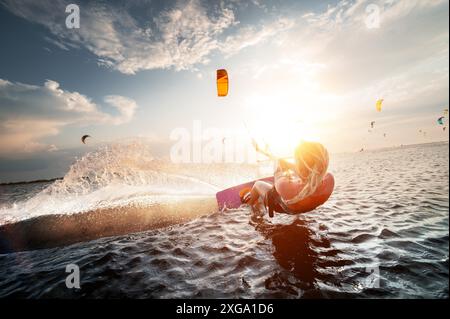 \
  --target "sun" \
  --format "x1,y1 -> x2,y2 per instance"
243,94 -> 321,157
